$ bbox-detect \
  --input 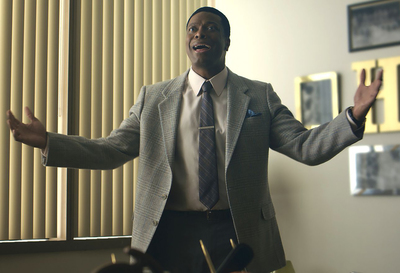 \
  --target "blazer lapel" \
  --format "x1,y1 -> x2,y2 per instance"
157,69 -> 250,173
225,70 -> 250,169
158,71 -> 188,168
